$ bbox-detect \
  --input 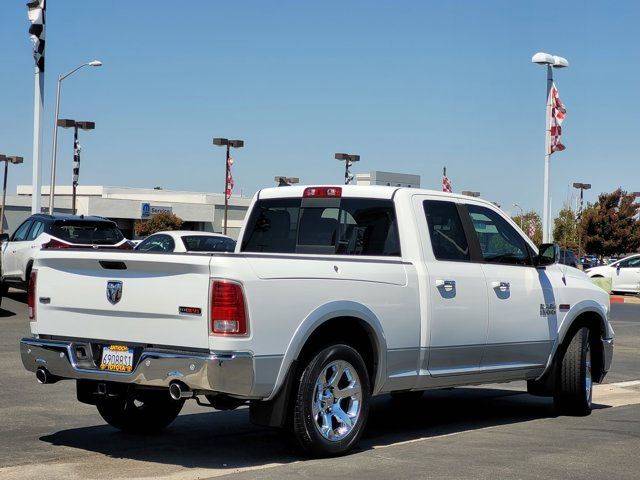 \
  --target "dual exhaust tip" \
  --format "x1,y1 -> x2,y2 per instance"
36,368 -> 192,400
36,367 -> 61,384
169,381 -> 193,401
